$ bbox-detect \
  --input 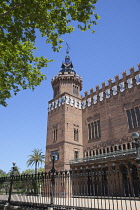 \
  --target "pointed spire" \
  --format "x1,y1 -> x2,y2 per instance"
60,43 -> 76,74
66,42 -> 70,55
